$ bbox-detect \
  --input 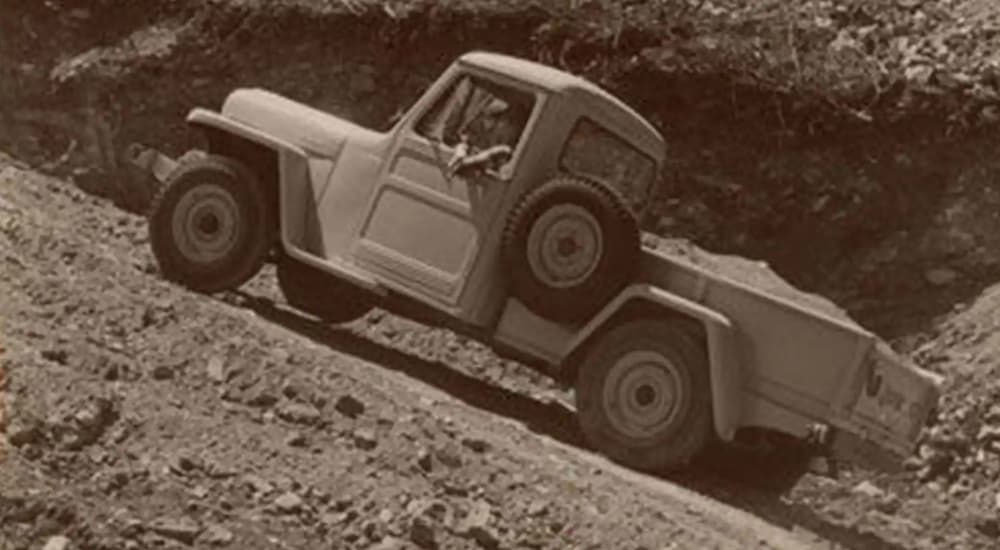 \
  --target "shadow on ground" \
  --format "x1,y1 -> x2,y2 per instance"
233,291 -> 909,550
